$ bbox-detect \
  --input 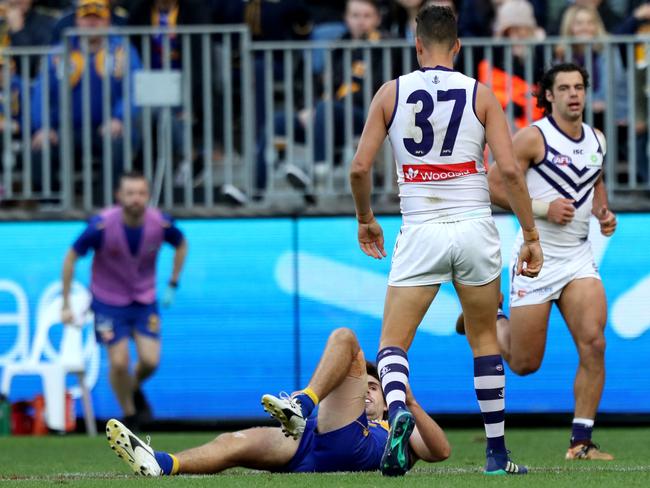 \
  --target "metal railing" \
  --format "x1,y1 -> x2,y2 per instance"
1,29 -> 649,215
